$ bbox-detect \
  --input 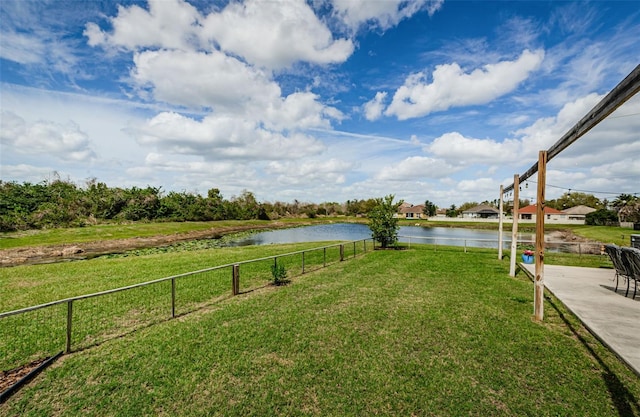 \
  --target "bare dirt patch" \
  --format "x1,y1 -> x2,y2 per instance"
546,229 -> 592,243
0,358 -> 47,396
